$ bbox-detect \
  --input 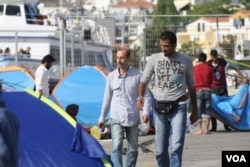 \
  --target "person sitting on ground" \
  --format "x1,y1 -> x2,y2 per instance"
65,103 -> 79,121
65,104 -> 90,133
